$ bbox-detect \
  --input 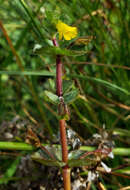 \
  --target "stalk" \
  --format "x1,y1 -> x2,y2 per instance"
52,38 -> 71,190
0,142 -> 129,156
